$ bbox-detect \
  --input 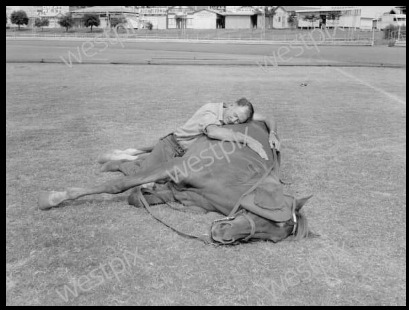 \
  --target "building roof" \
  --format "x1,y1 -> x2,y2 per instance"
295,7 -> 359,13
223,6 -> 261,14
70,6 -> 137,14
138,7 -> 168,15
39,12 -> 64,18
167,6 -> 196,12
280,6 -> 319,12
222,12 -> 257,16
193,8 -> 221,15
